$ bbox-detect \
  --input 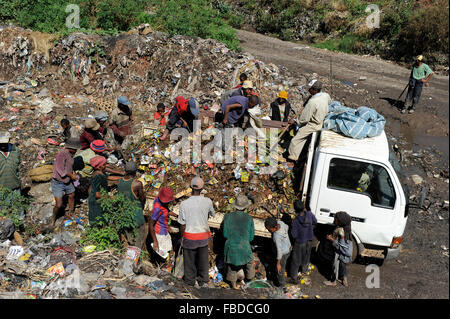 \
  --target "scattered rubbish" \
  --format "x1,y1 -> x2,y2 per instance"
47,262 -> 66,277
6,246 -> 24,261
